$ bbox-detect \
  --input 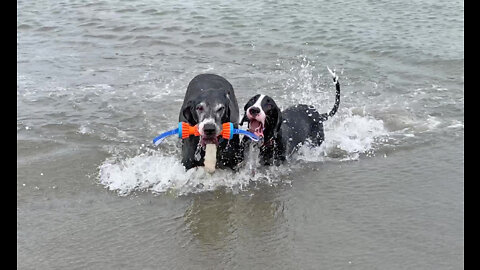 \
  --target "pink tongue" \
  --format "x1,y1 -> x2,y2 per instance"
249,120 -> 264,137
